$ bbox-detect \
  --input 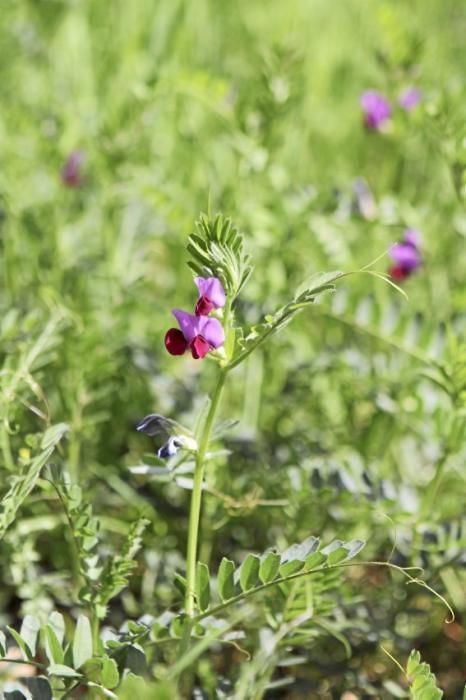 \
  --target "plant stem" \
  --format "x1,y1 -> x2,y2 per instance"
91,608 -> 100,655
0,420 -> 15,471
0,657 -> 46,670
184,369 -> 227,618
189,559 -> 444,626
50,482 -> 83,594
420,451 -> 448,520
